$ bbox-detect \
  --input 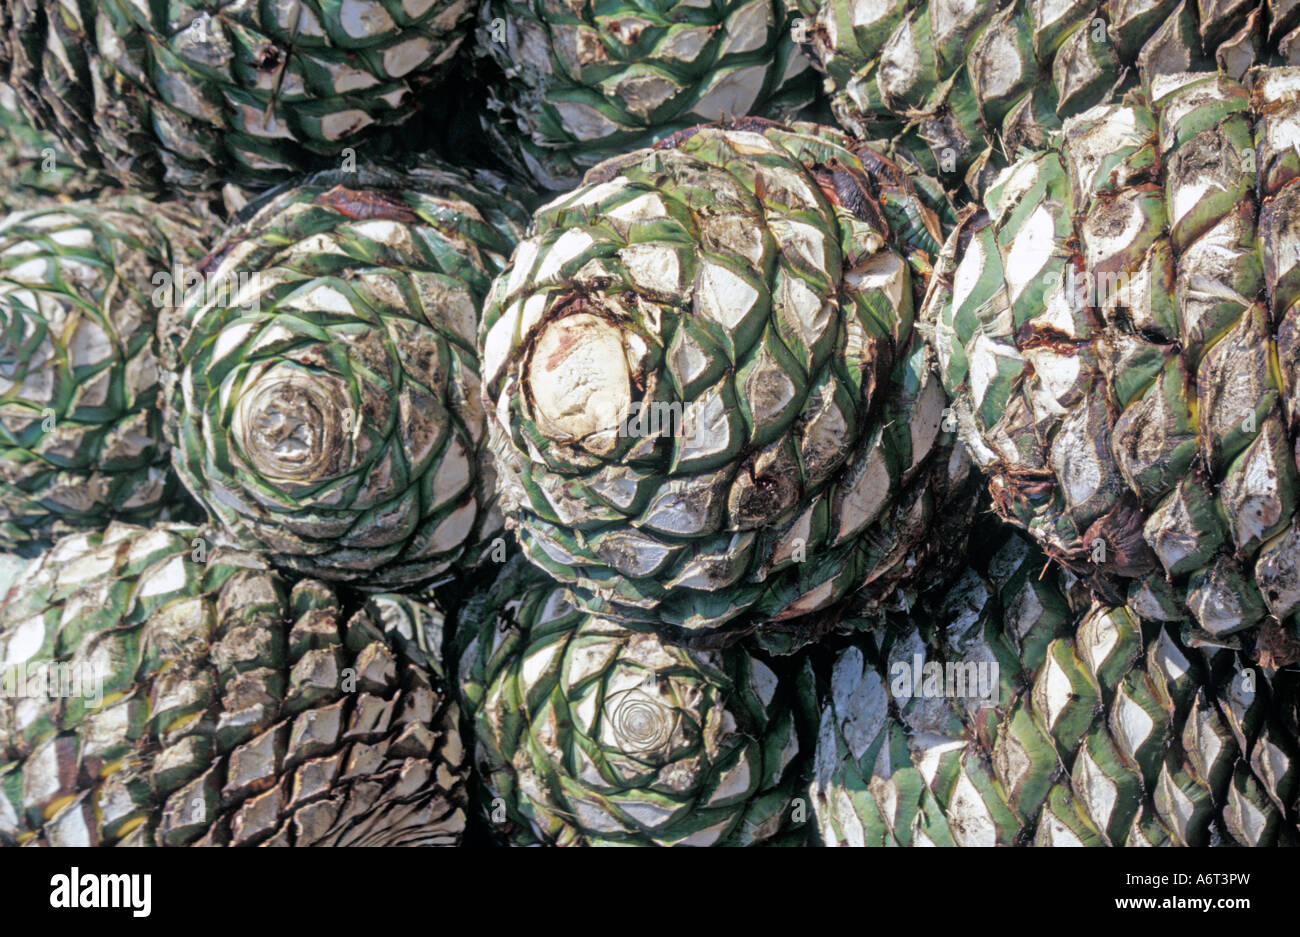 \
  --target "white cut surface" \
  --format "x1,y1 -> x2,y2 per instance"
950,235 -> 986,323
338,0 -> 396,38
654,25 -> 714,65
1077,606 -> 1120,678
1112,686 -> 1156,761
0,614 -> 44,669
1037,651 -> 1074,732
716,0 -> 769,56
1037,806 -> 1086,846
1169,178 -> 1220,234
834,442 -> 890,543
694,261 -> 760,331
947,769 -> 997,847
535,229 -> 595,284
1228,783 -> 1268,843
974,26 -> 1023,100
1083,190 -> 1149,271
1156,767 -> 1195,840
1003,204 -> 1055,305
383,36 -> 435,78
619,242 -> 681,297
527,313 -> 631,444
1073,746 -> 1119,836
967,331 -> 1023,415
427,500 -> 476,552
676,382 -> 733,466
